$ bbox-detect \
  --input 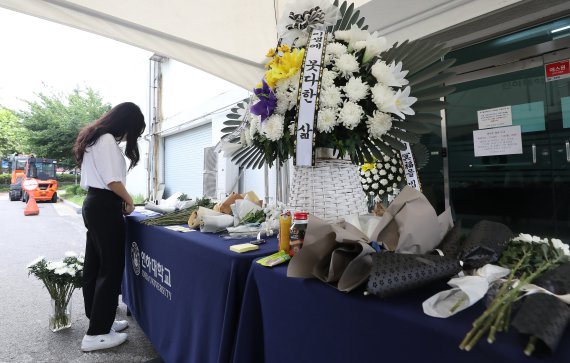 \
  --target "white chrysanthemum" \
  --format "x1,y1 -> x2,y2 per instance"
66,267 -> 76,276
261,114 -> 284,141
47,261 -> 66,271
317,108 -> 338,133
353,32 -> 389,63
334,26 -> 369,50
275,99 -> 289,115
335,53 -> 359,78
366,111 -> 392,139
513,233 -> 533,243
380,86 -> 417,119
339,101 -> 363,130
380,179 -> 388,186
371,61 -> 409,87
373,174 -> 379,181
322,68 -> 338,89
379,169 -> 387,176
27,256 -> 45,268
54,267 -> 67,275
372,183 -> 379,189
344,77 -> 369,102
551,238 -> 570,256
320,86 -> 343,108
371,83 -> 395,109
326,42 -> 348,58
